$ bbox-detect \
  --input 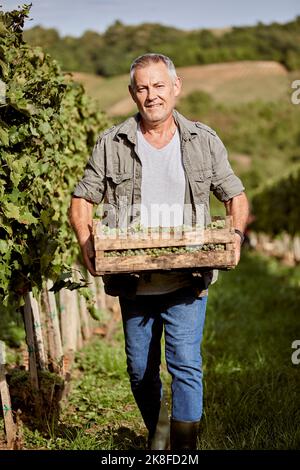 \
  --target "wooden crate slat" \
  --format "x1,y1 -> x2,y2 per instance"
224,215 -> 232,228
95,250 -> 235,274
94,227 -> 233,251
93,215 -> 233,235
